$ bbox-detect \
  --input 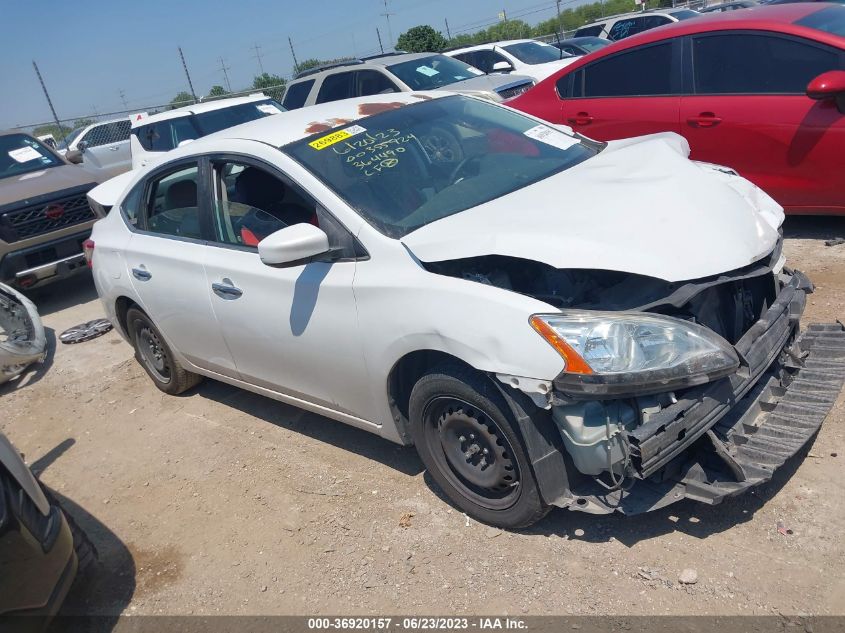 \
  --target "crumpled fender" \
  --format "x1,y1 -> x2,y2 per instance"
0,282 -> 47,384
